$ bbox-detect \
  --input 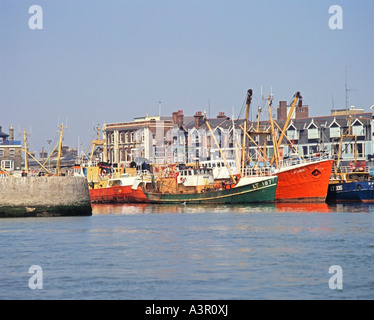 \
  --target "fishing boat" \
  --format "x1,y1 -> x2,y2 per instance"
144,166 -> 278,204
74,162 -> 140,203
91,168 -> 137,203
241,89 -> 333,202
142,97 -> 278,205
327,168 -> 374,202
326,114 -> 374,202
274,156 -> 333,202
75,126 -> 152,203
